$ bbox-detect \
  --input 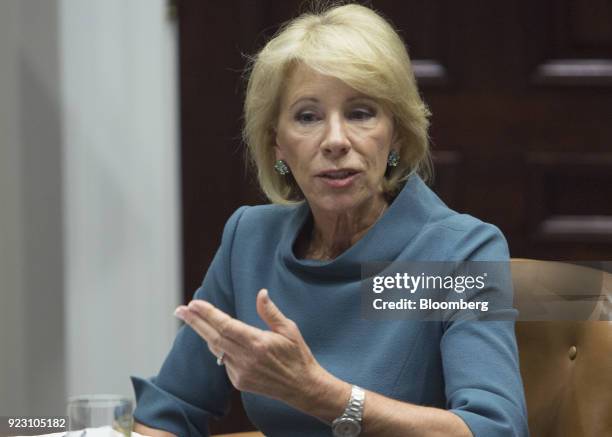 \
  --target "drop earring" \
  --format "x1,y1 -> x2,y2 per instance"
274,159 -> 290,175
